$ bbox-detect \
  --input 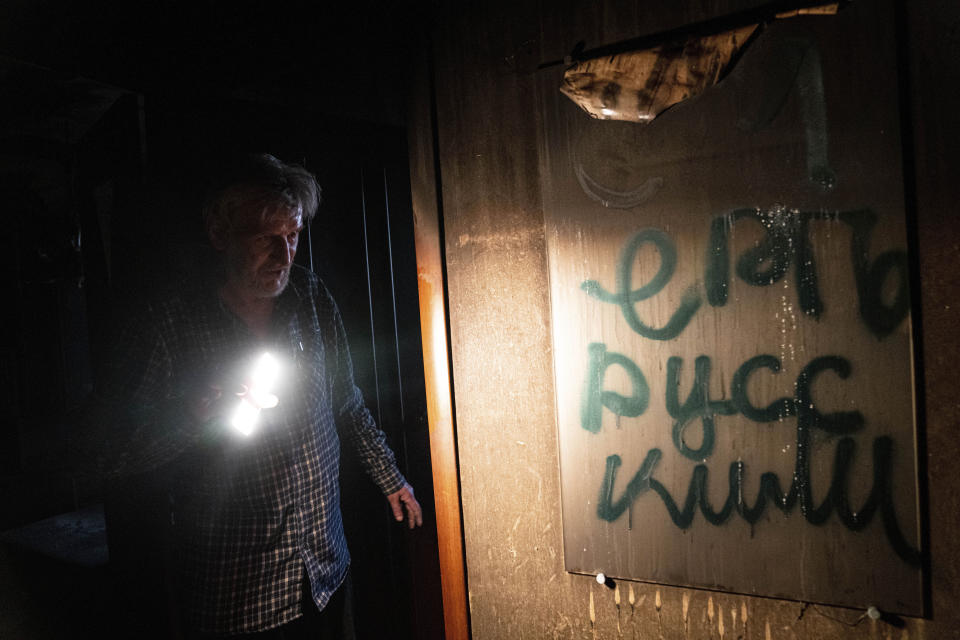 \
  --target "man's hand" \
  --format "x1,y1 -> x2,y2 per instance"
190,382 -> 278,424
387,483 -> 423,529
